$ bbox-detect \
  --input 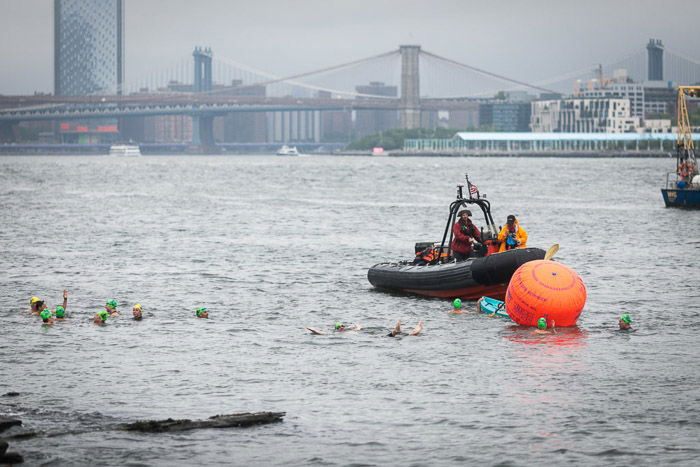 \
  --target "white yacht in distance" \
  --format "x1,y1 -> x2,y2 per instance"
276,145 -> 300,156
109,144 -> 142,156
